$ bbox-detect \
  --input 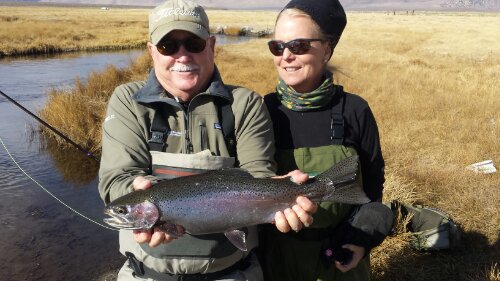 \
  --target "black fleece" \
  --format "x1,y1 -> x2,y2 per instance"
265,88 -> 385,201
